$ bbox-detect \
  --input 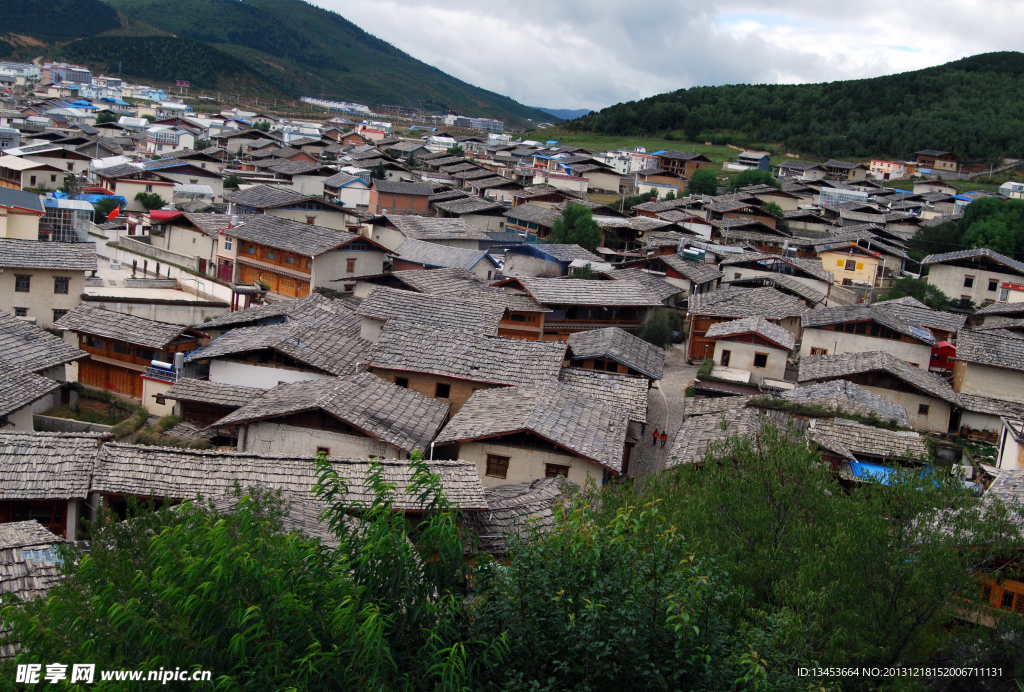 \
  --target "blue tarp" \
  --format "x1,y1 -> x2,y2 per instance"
848,461 -> 899,485
51,191 -> 128,206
